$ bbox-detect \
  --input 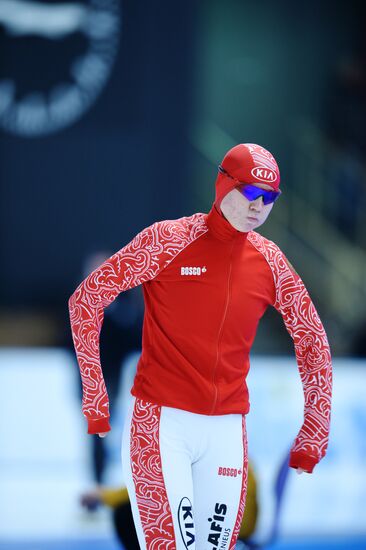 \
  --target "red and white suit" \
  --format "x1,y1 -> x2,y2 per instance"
69,148 -> 332,549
